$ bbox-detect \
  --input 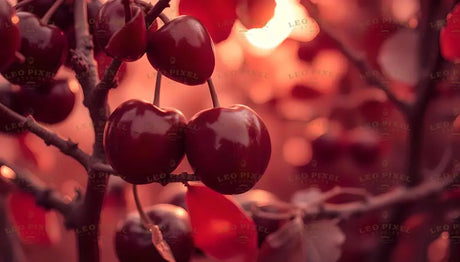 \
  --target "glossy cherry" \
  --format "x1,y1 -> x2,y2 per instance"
104,100 -> 186,184
0,0 -> 21,72
95,0 -> 147,61
440,3 -> 460,61
1,12 -> 68,87
115,204 -> 194,262
17,79 -> 76,124
146,15 -> 215,86
179,0 -> 237,43
185,105 -> 271,194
